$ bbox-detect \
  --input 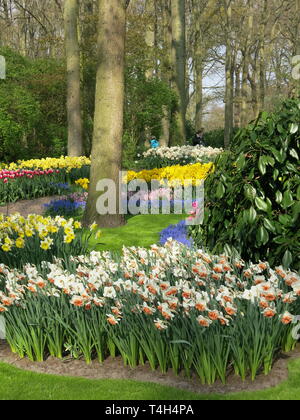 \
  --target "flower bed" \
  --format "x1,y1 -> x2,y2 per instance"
0,157 -> 90,204
44,192 -> 88,219
140,146 -> 223,169
44,199 -> 86,218
126,163 -> 214,187
1,241 -> 299,384
0,169 -> 69,205
2,156 -> 91,172
160,220 -> 192,247
0,213 -> 99,269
